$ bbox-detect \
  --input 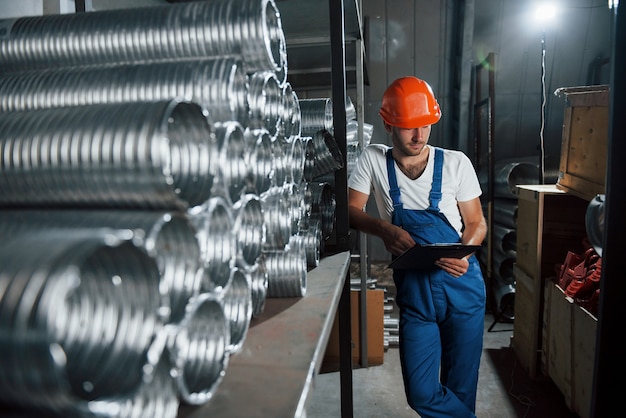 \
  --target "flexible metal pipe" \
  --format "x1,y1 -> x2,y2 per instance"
0,230 -> 162,414
188,196 -> 237,292
213,121 -> 249,204
0,100 -> 216,210
259,185 -> 292,250
270,135 -> 288,187
232,193 -> 266,271
280,81 -> 302,139
247,70 -> 283,137
299,98 -> 334,136
301,136 -> 316,183
0,209 -> 202,325
308,182 -> 336,239
246,263 -> 268,318
0,57 -> 249,126
262,246 -> 307,298
166,292 -> 229,406
220,267 -> 252,354
312,129 -> 344,178
88,338 -> 180,418
0,0 -> 287,77
243,127 -> 274,195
